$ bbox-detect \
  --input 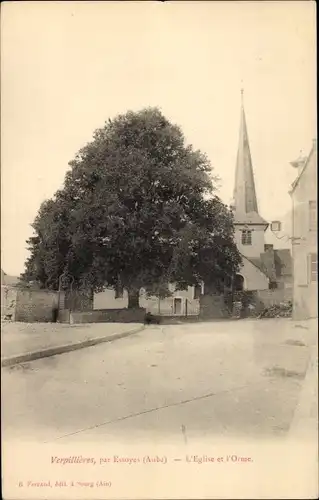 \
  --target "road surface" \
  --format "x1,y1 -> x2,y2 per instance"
2,319 -> 316,445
